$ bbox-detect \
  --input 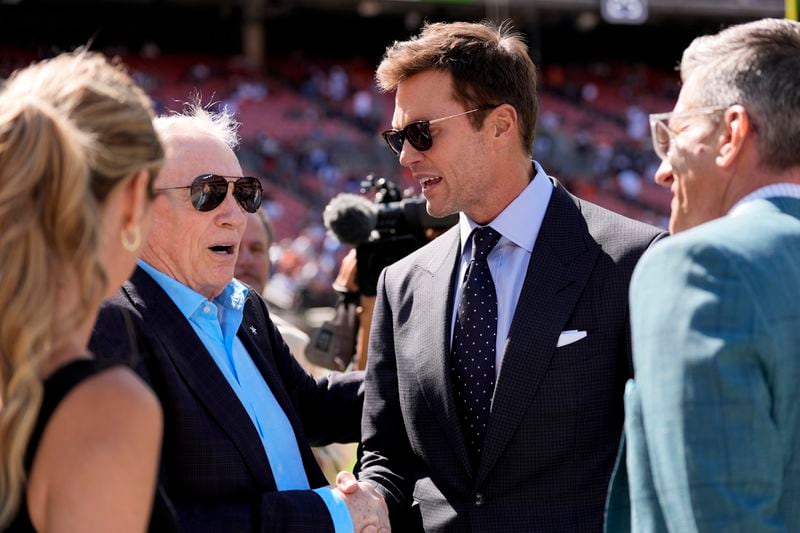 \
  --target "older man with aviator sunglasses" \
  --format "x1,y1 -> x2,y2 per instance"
90,104 -> 388,533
